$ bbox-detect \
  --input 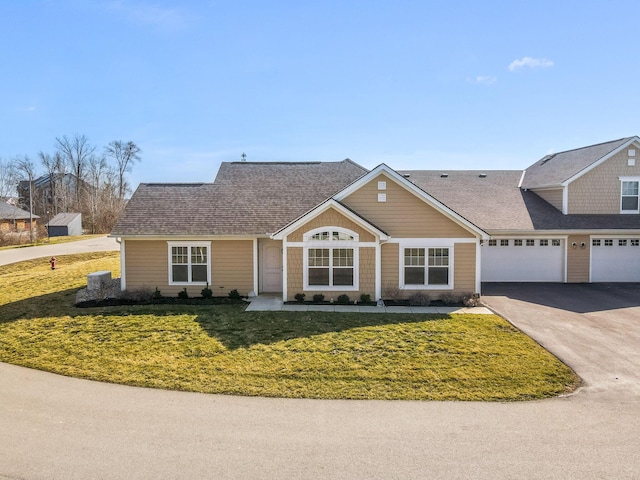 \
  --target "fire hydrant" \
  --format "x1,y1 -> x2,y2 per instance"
49,257 -> 56,270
